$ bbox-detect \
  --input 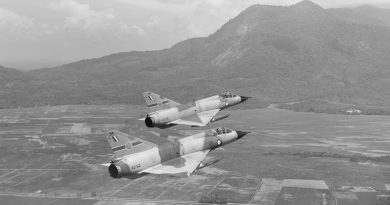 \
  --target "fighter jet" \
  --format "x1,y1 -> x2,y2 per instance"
142,91 -> 250,128
104,127 -> 250,177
